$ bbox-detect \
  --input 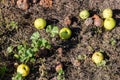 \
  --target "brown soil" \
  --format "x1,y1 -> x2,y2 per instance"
0,0 -> 120,80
